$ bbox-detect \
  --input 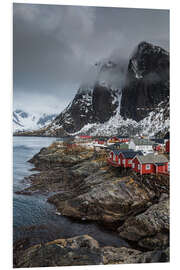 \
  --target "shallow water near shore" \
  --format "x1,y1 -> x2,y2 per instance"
13,136 -> 129,248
